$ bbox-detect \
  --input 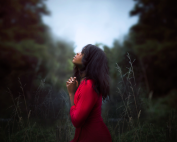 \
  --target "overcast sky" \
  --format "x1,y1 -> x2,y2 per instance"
42,0 -> 138,53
